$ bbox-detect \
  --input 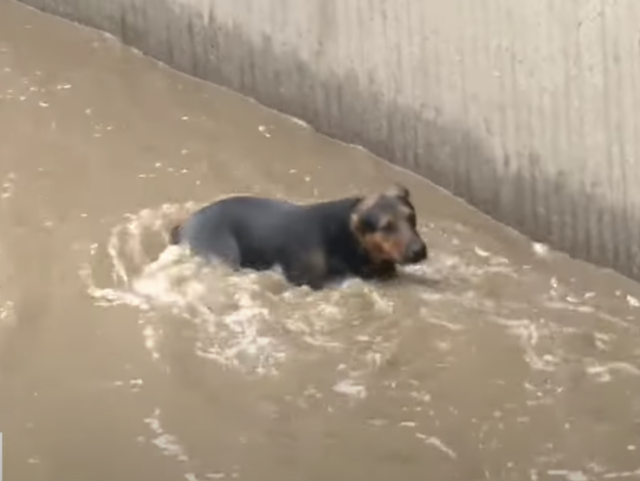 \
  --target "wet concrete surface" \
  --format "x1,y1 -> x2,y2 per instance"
1,1 -> 640,480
